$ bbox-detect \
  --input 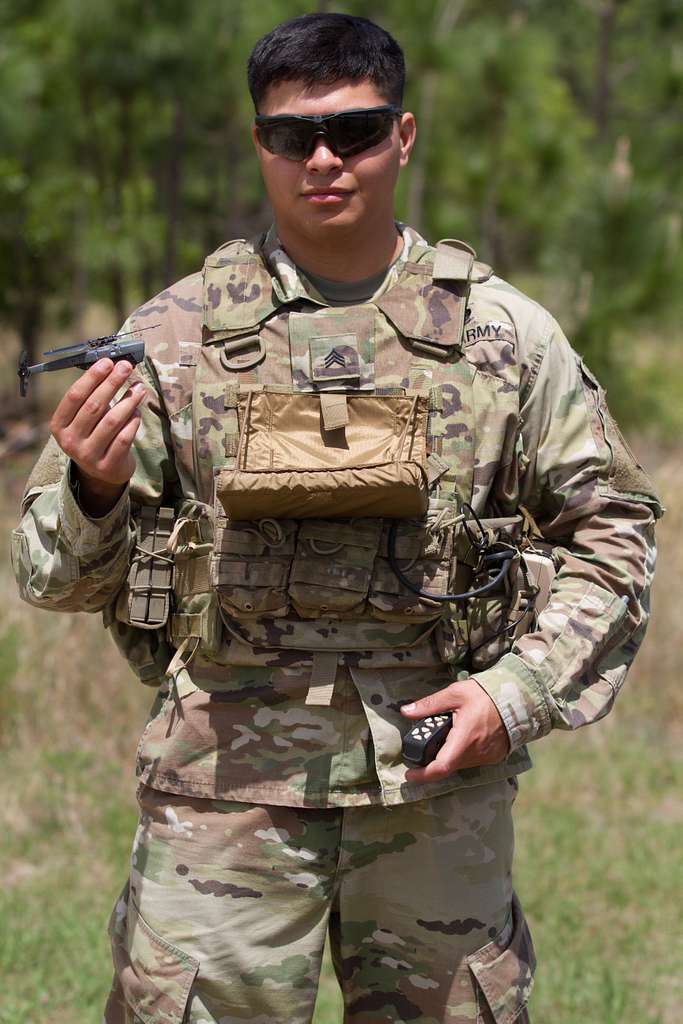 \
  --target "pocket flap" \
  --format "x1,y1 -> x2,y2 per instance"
375,276 -> 468,351
211,558 -> 290,588
467,893 -> 535,1023
109,885 -> 199,1024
